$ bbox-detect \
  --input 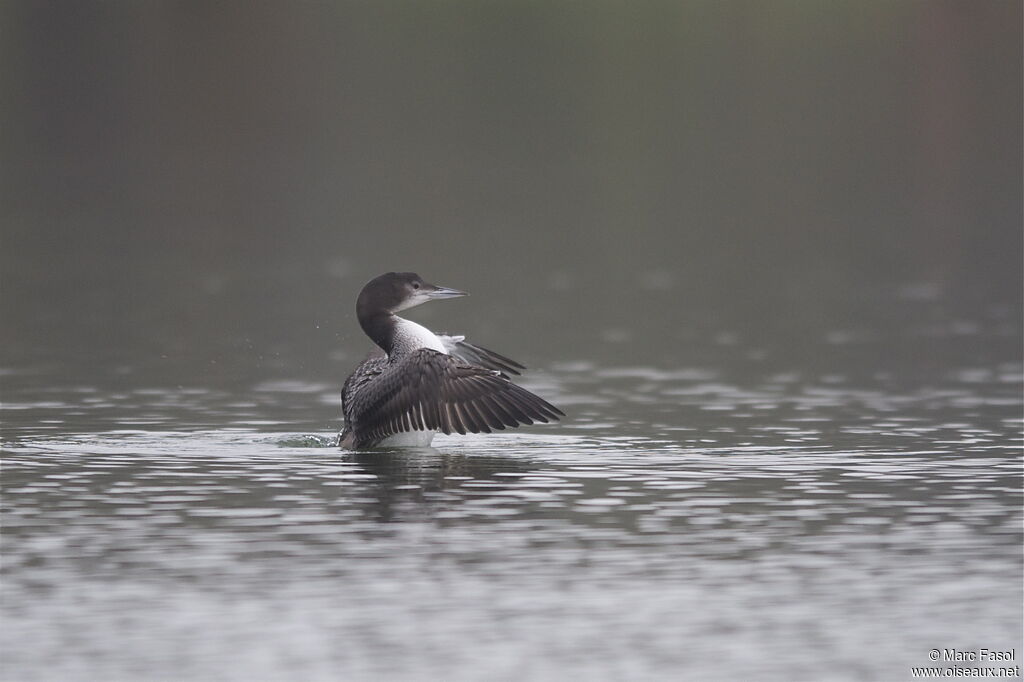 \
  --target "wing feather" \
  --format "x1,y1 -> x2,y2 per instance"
345,348 -> 562,447
439,336 -> 527,378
